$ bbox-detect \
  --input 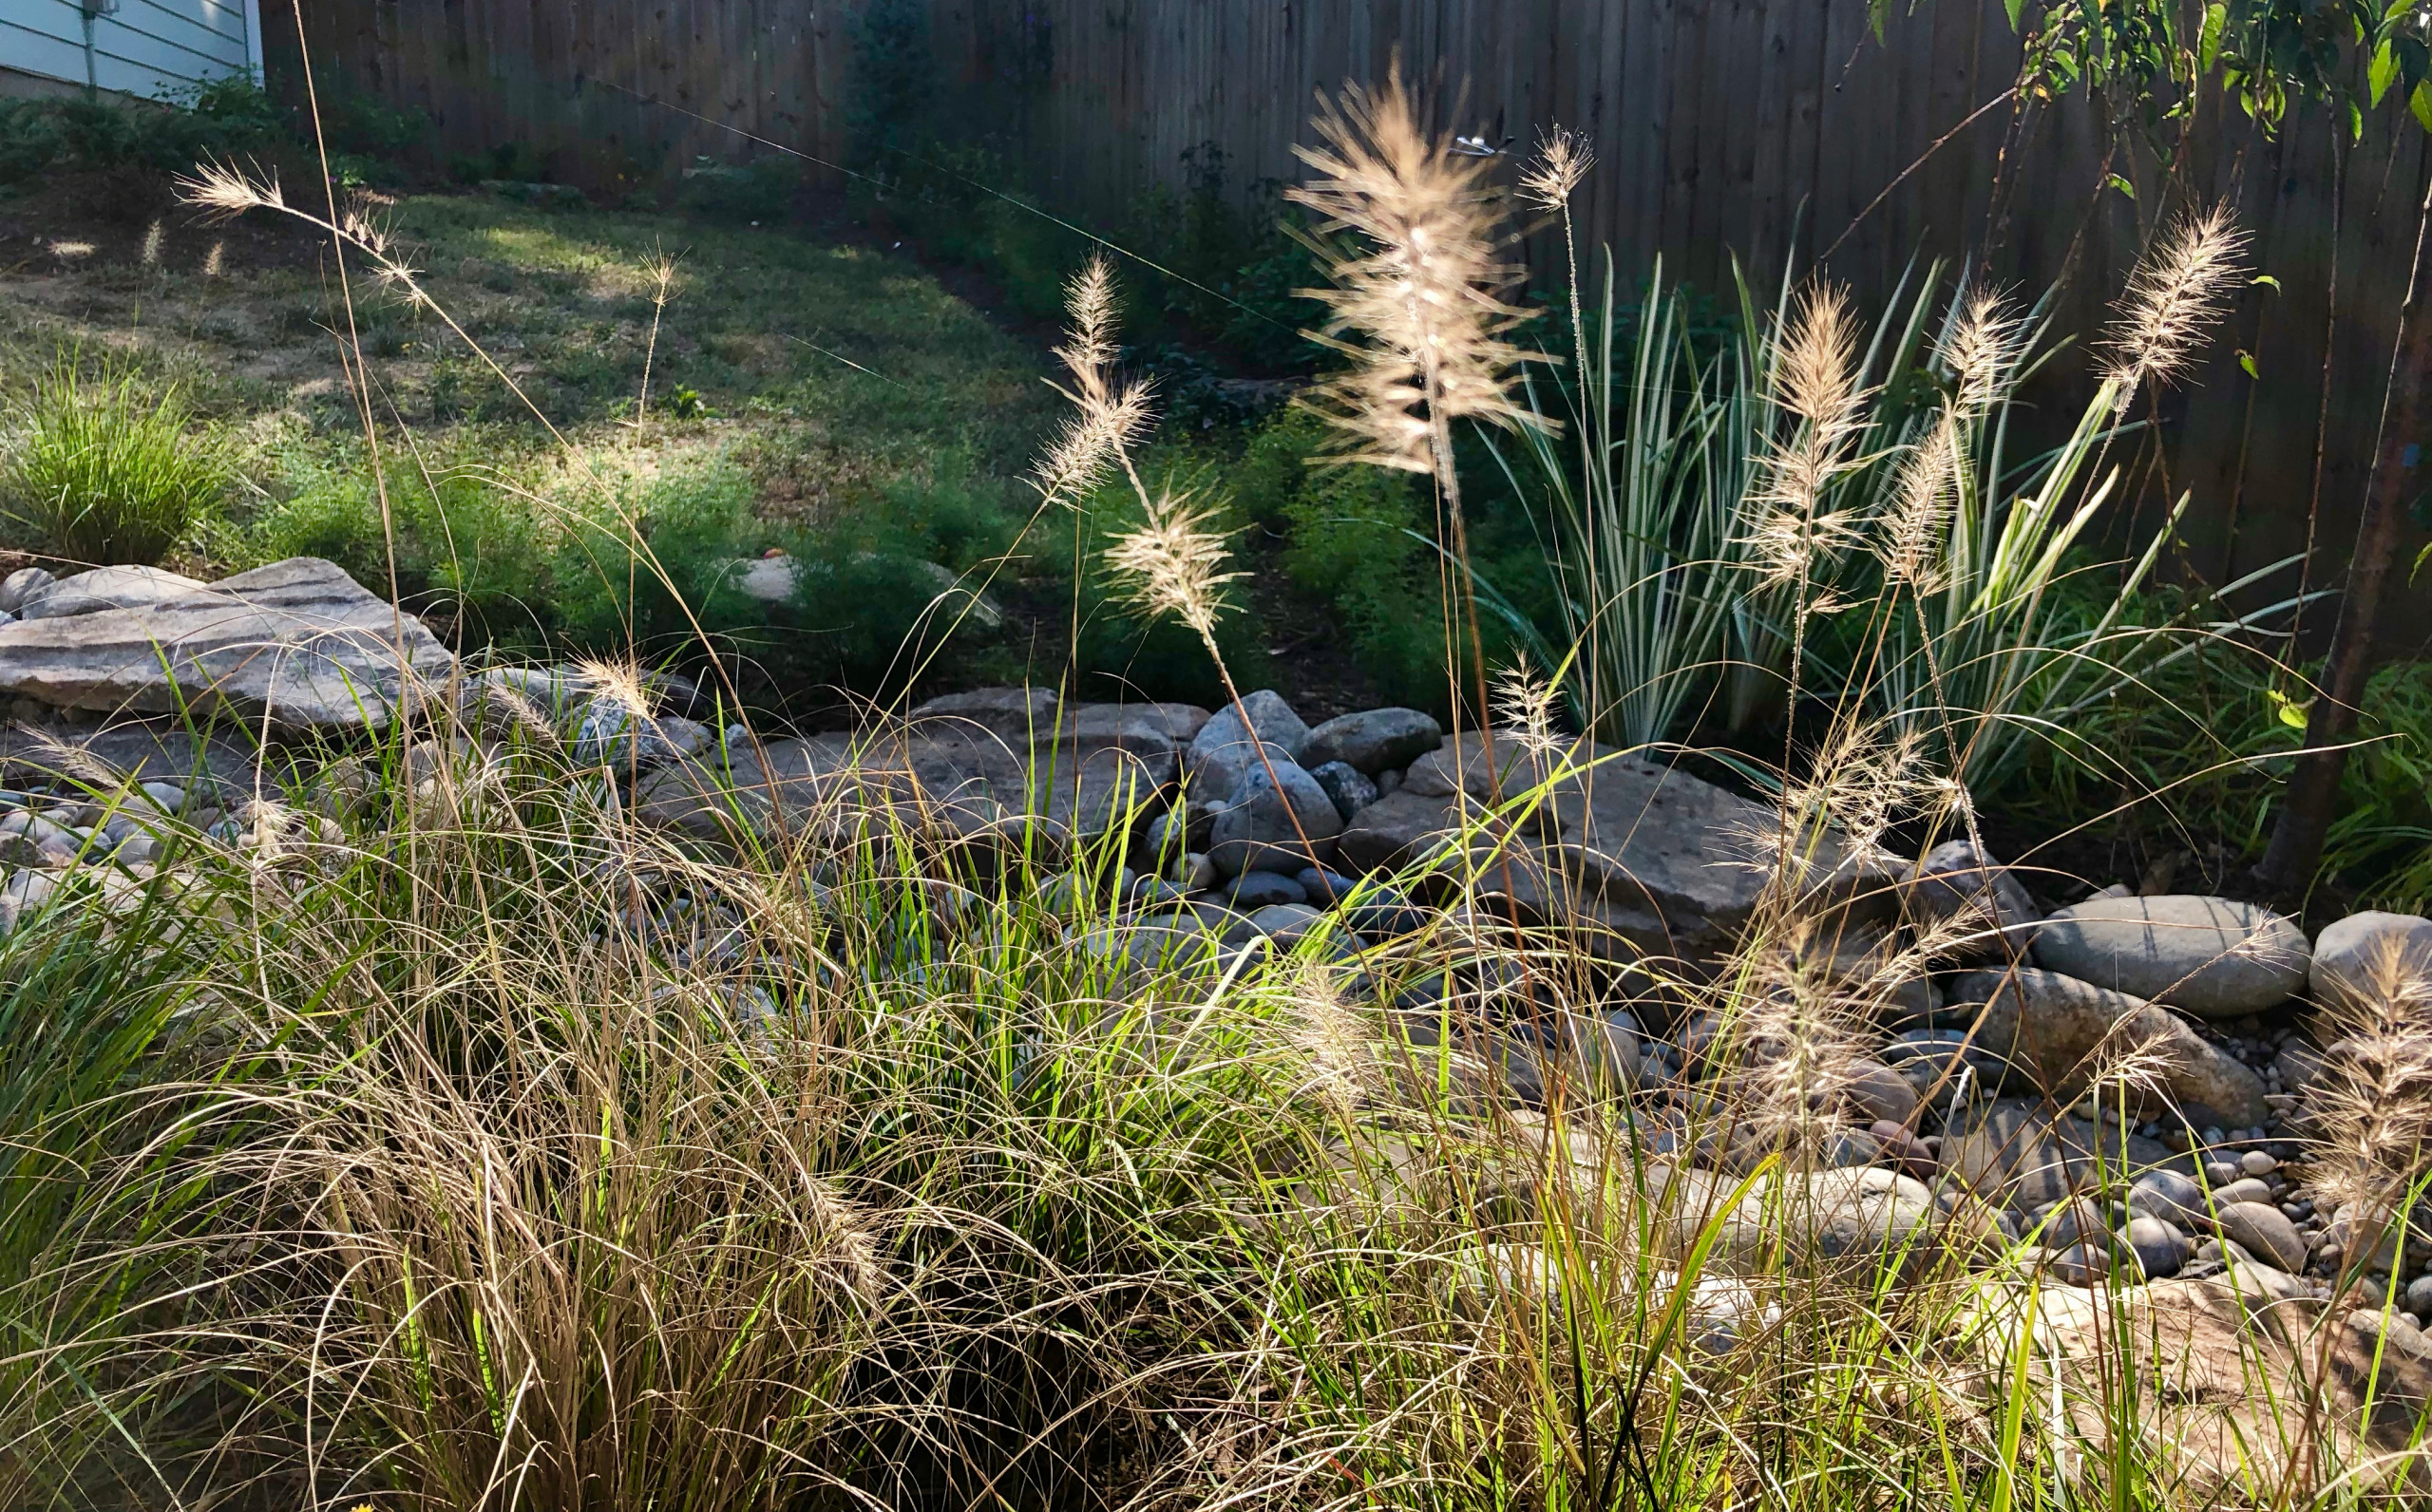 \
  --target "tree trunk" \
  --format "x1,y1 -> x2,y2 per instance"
2255,183 -> 2432,898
